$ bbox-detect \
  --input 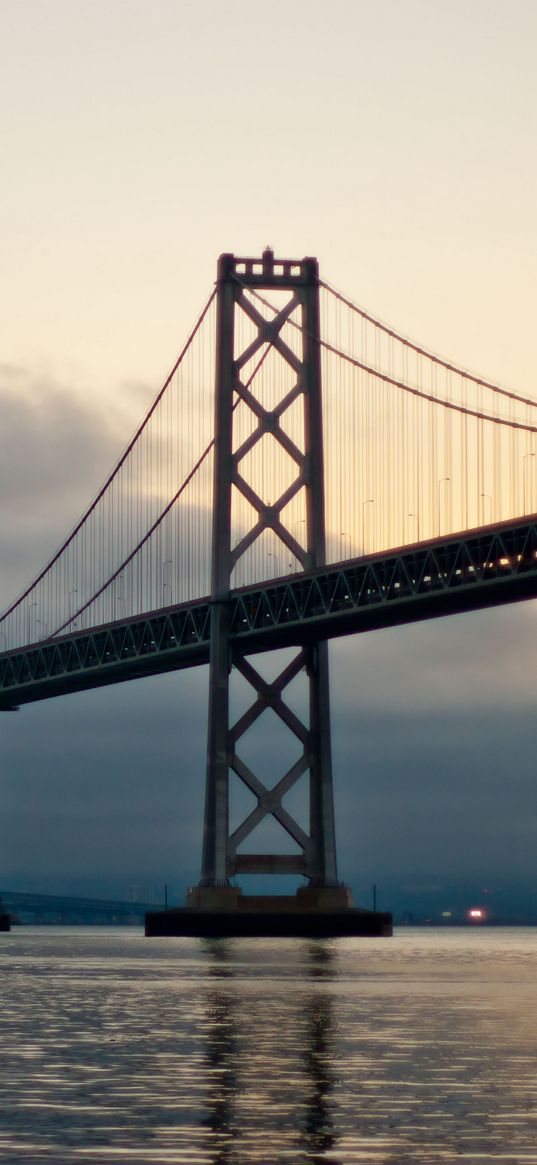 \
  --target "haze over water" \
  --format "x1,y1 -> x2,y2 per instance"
1,928 -> 537,1163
